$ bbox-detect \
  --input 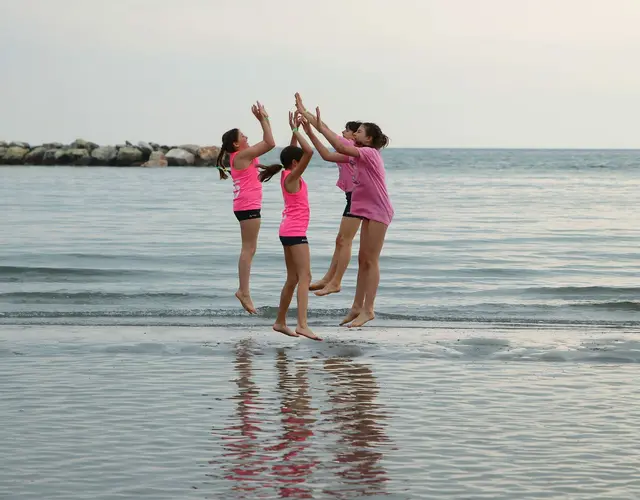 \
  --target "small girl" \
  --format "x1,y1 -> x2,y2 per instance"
302,102 -> 394,328
216,102 -> 275,315
258,112 -> 321,341
294,93 -> 363,297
